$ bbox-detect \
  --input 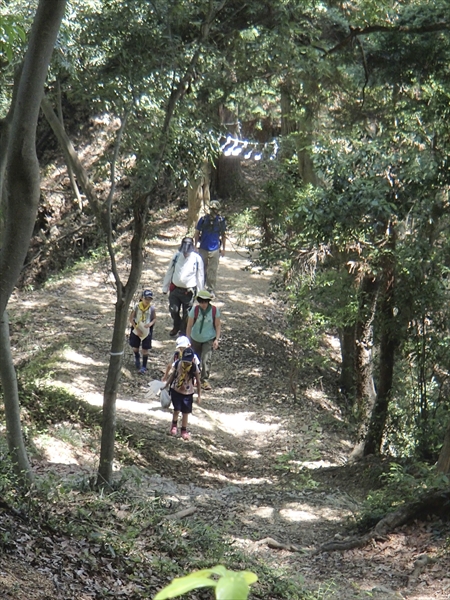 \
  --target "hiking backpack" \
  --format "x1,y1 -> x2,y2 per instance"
193,304 -> 217,328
